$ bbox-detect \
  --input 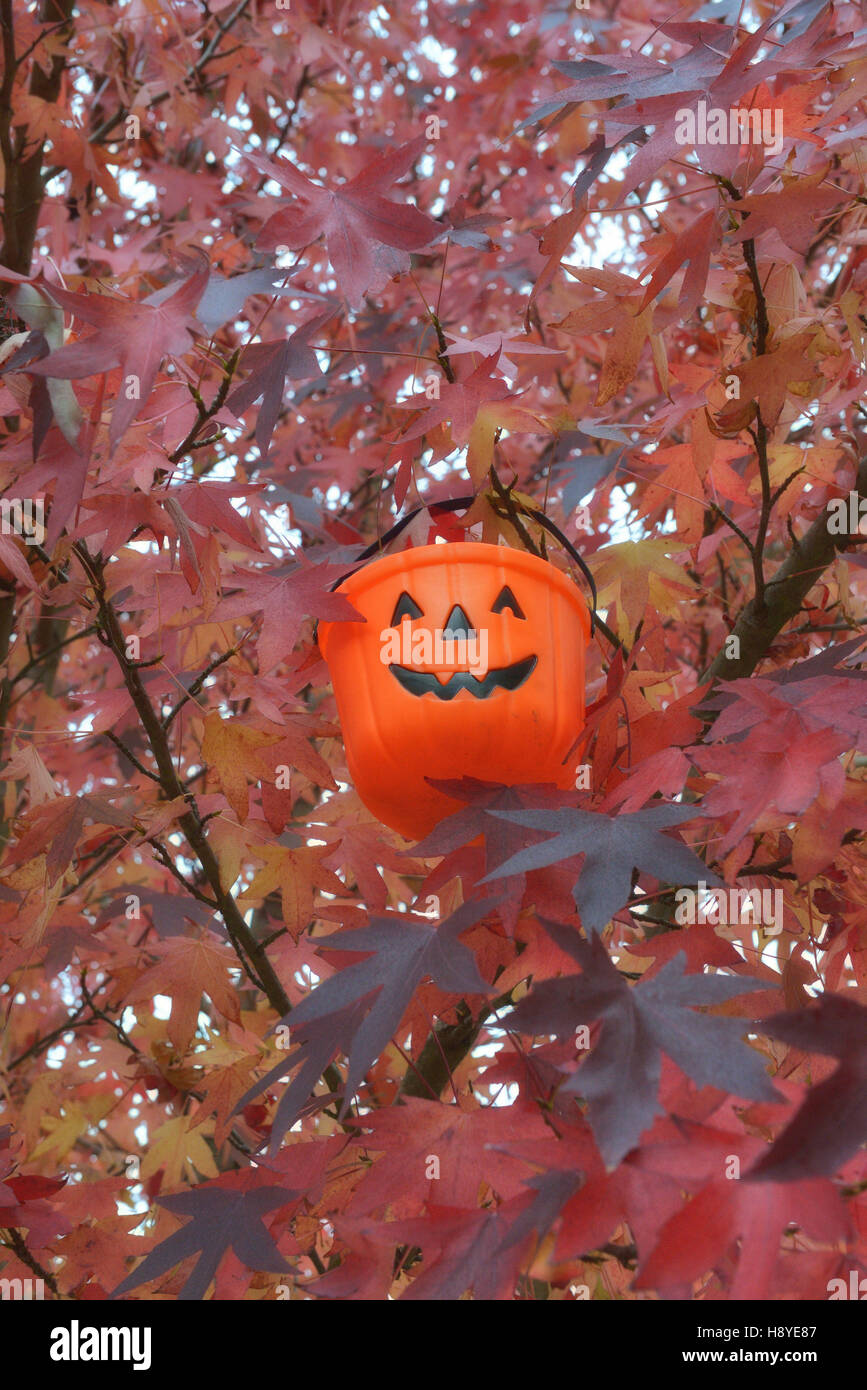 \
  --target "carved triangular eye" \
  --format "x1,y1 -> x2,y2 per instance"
391,591 -> 423,624
491,585 -> 526,619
